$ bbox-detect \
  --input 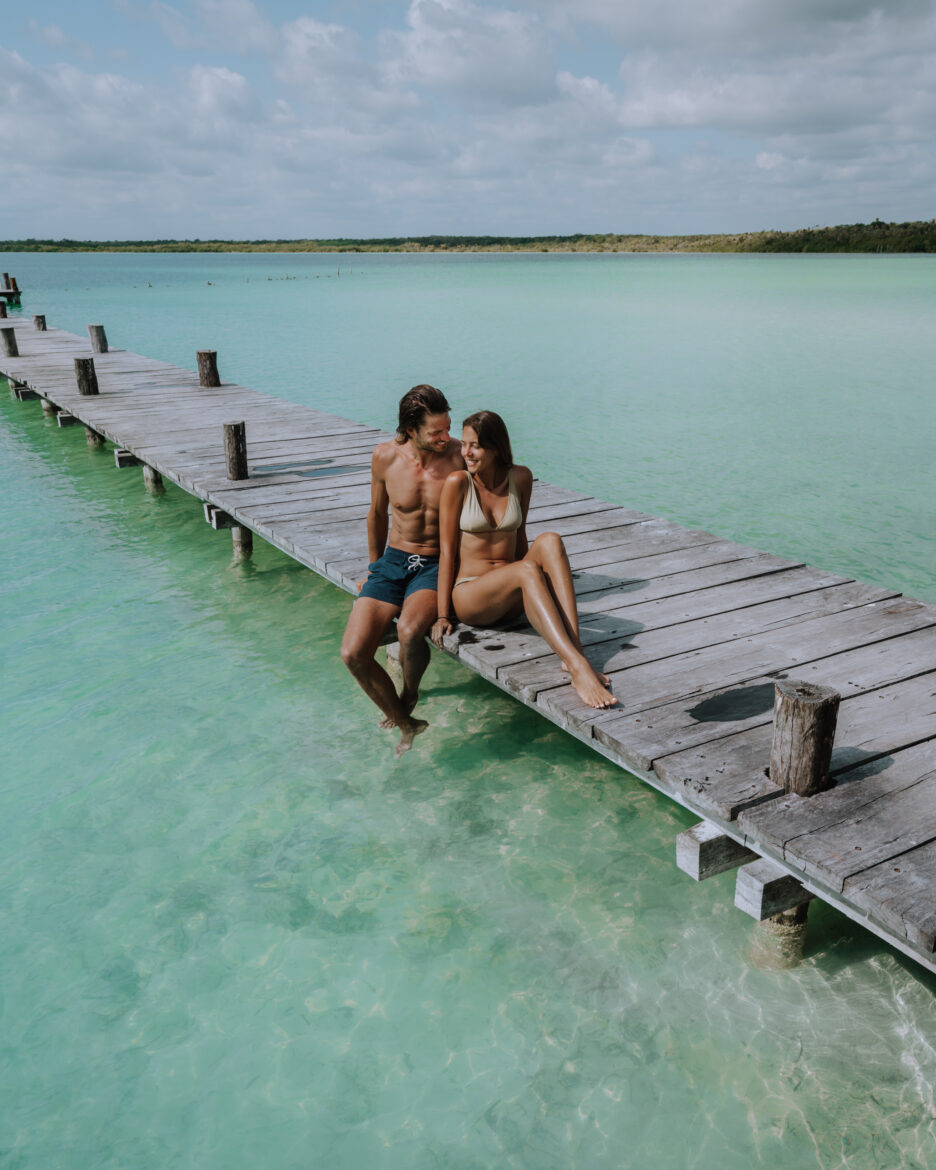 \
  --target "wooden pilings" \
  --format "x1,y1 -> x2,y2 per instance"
33,315 -> 46,331
222,421 -> 251,560
0,302 -> 7,319
1,327 -> 18,357
88,324 -> 108,353
676,681 -> 842,968
223,421 -> 248,480
74,357 -> 99,396
197,350 -> 221,388
142,465 -> 164,493
770,680 -> 841,796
